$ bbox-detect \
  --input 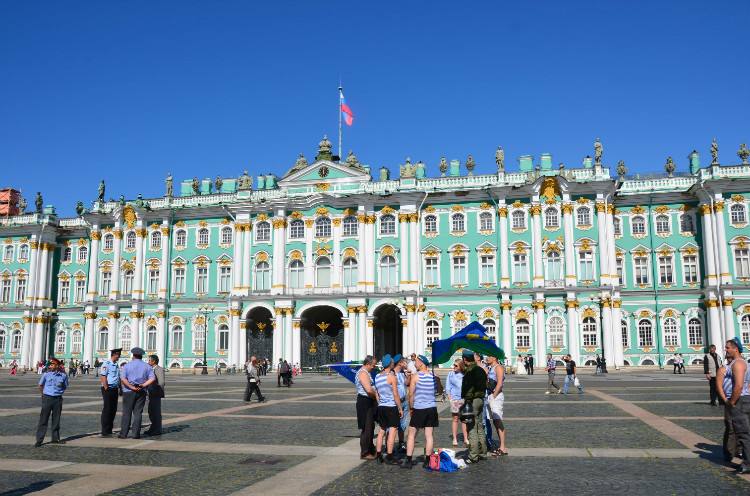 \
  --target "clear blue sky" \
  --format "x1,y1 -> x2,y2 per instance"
1,1 -> 748,215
